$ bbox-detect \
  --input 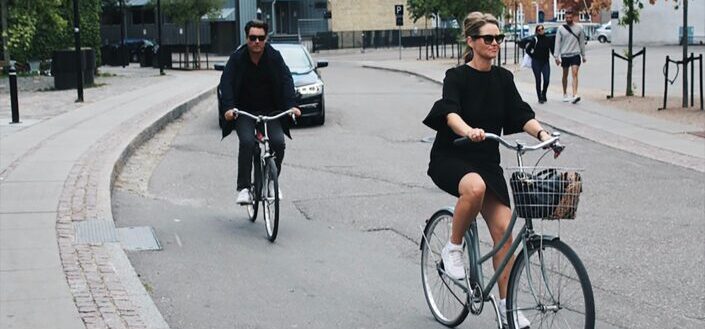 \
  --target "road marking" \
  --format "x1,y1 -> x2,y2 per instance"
174,233 -> 183,247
